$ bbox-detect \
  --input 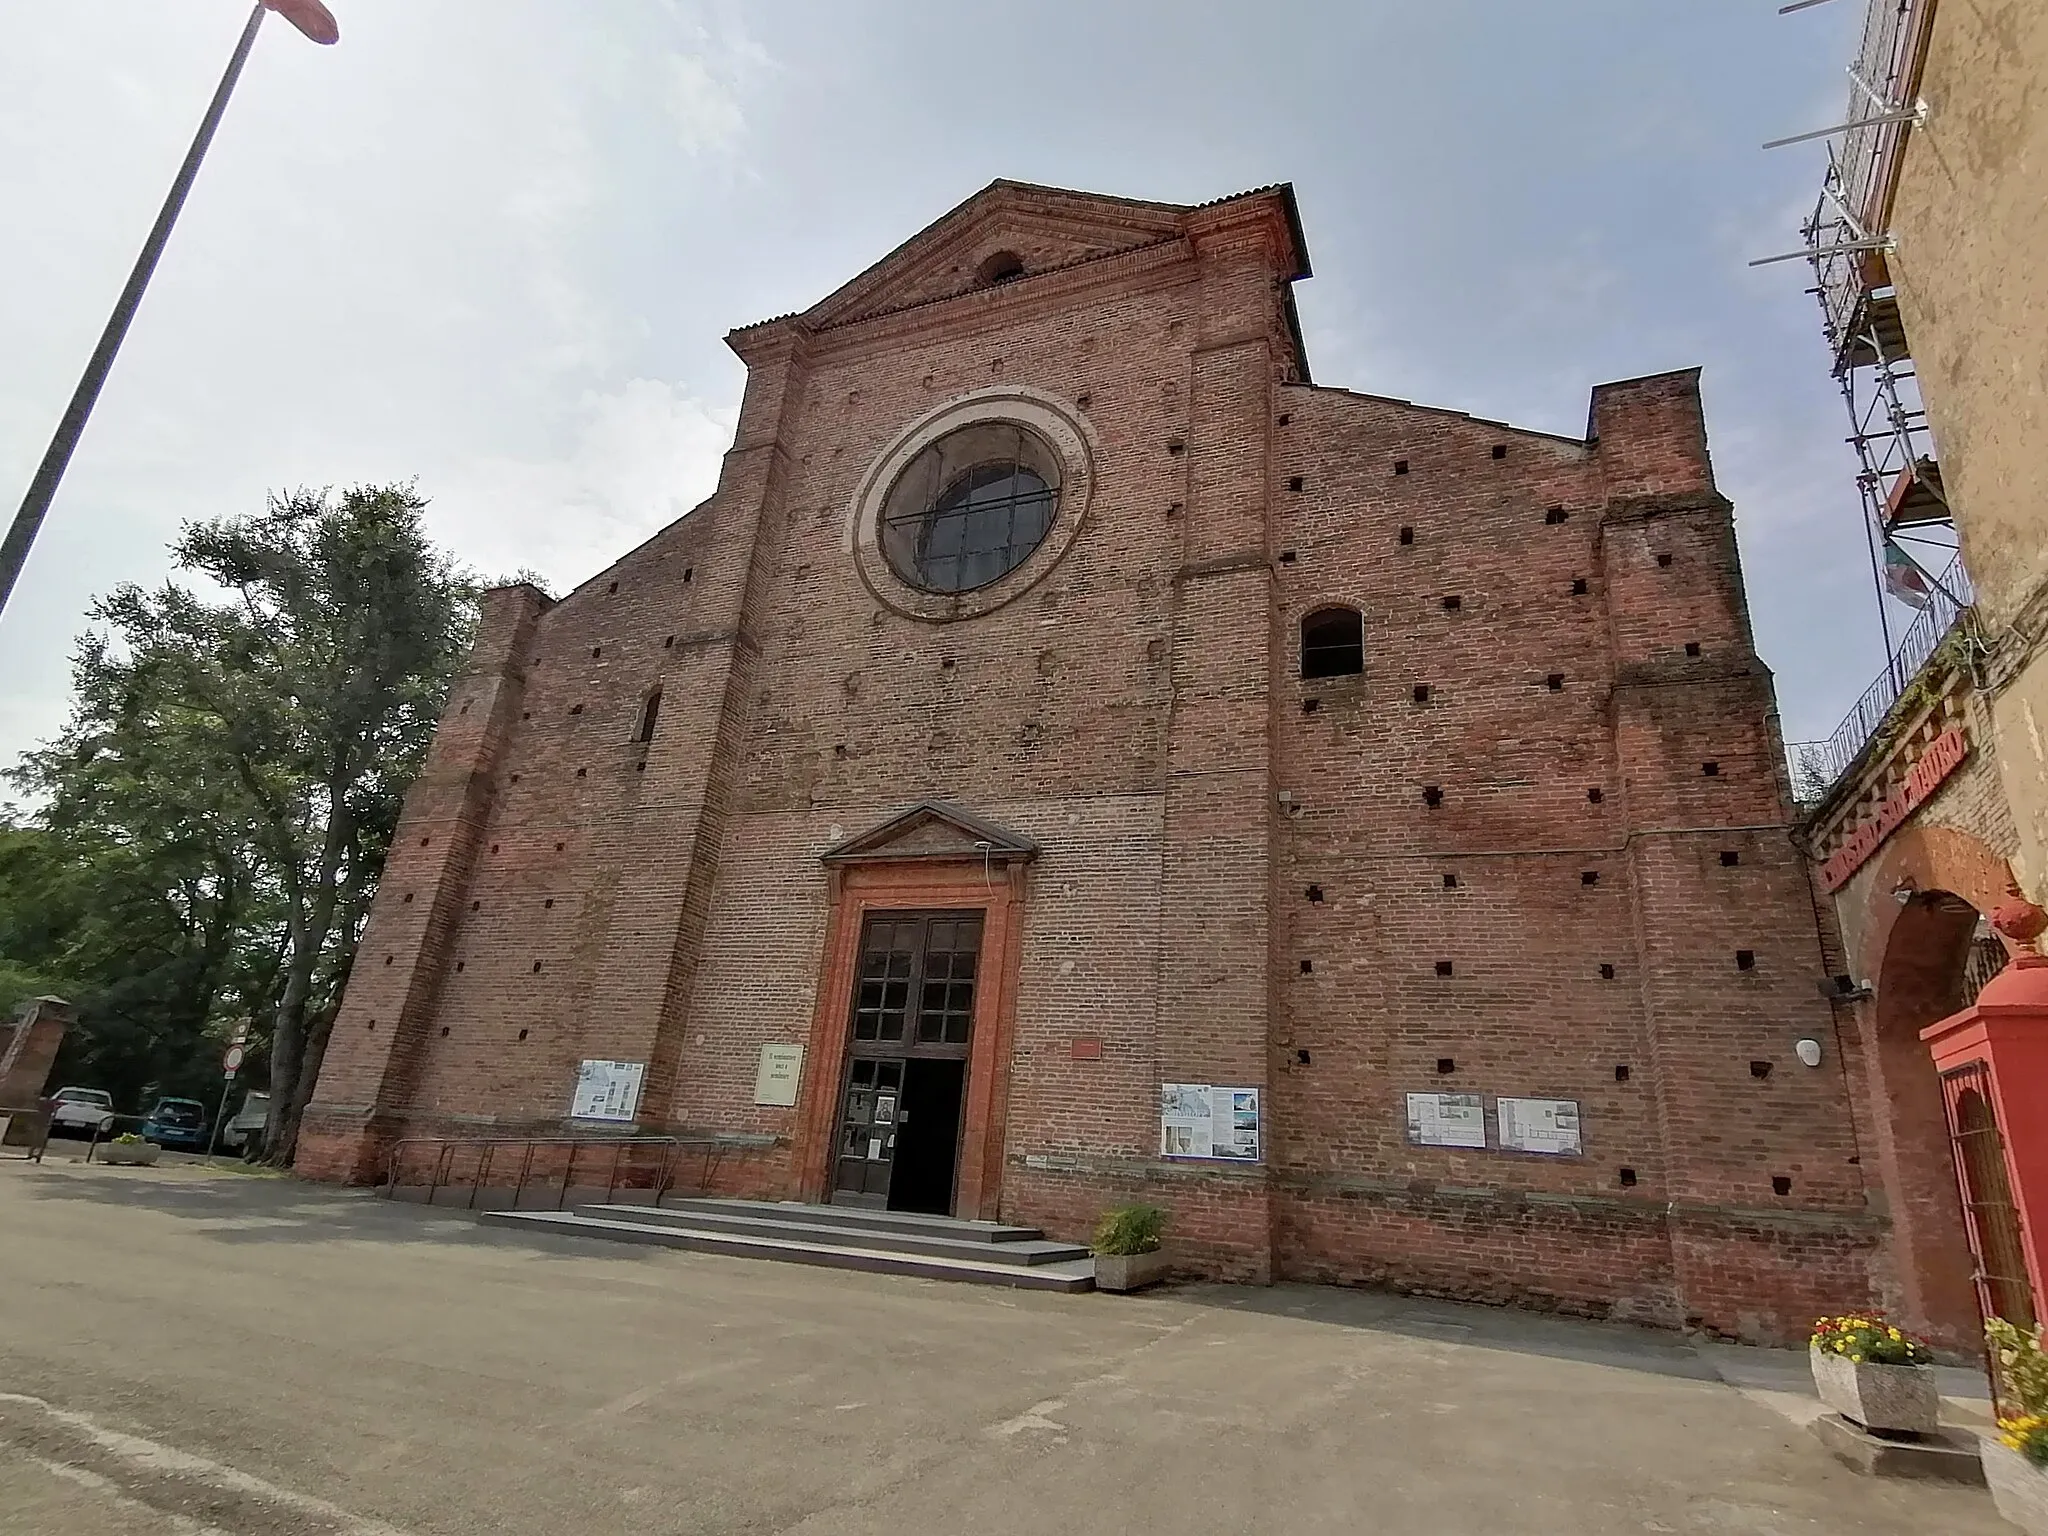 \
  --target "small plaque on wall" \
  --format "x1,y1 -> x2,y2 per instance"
570,1060 -> 645,1123
754,1044 -> 804,1107
1497,1096 -> 1582,1156
1406,1092 -> 1486,1149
